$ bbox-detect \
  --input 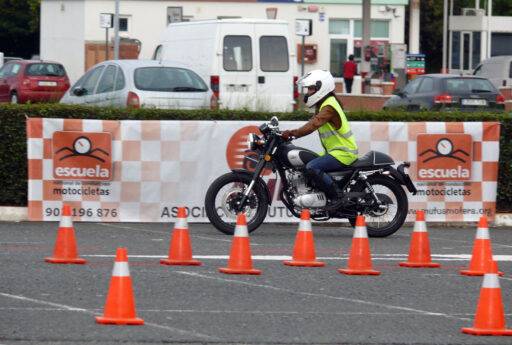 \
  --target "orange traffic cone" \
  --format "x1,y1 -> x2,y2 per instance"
96,247 -> 144,325
338,215 -> 380,275
399,210 -> 440,268
461,216 -> 503,276
219,213 -> 261,275
160,207 -> 202,266
283,209 -> 325,267
45,205 -> 86,264
462,261 -> 512,336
